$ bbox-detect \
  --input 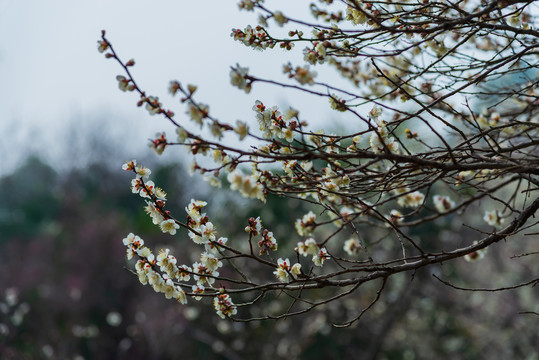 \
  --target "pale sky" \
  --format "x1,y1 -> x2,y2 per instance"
0,0 -> 342,176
